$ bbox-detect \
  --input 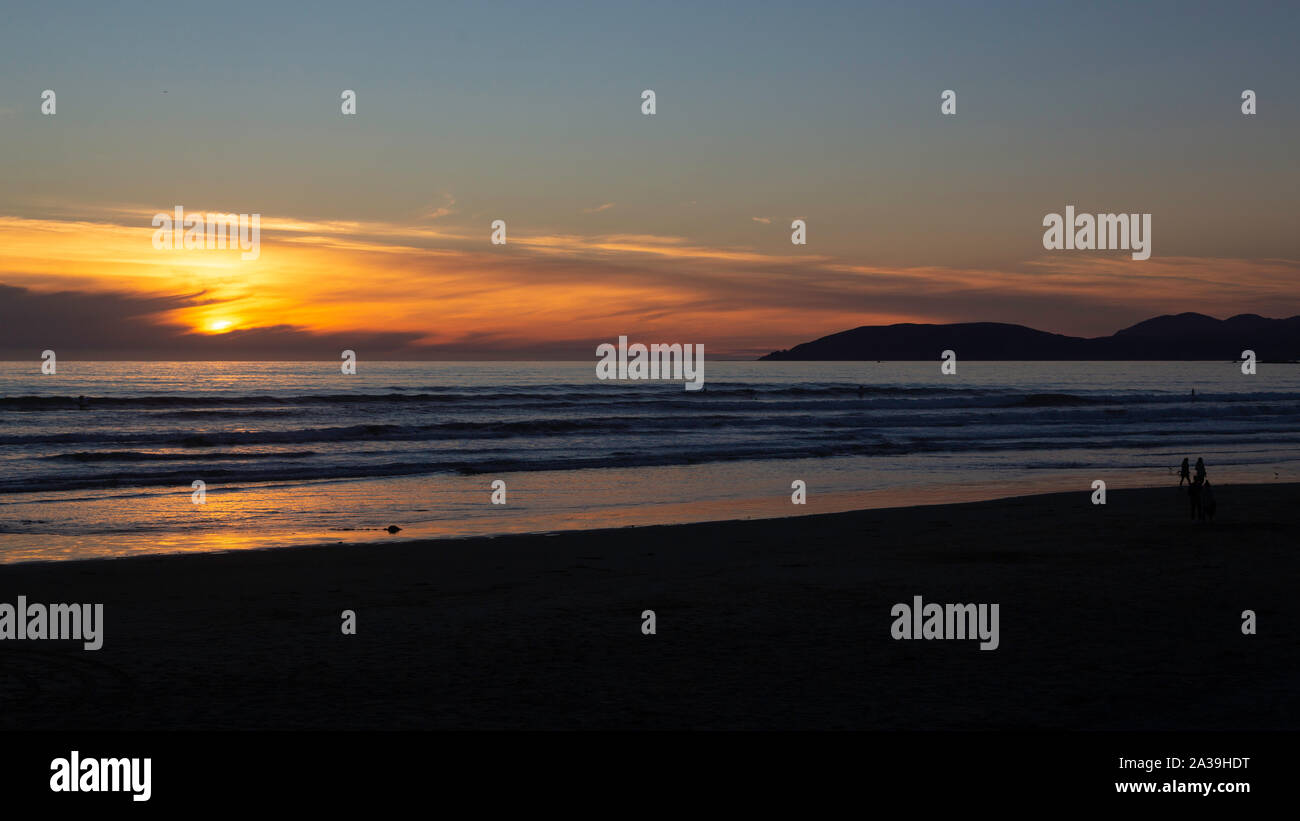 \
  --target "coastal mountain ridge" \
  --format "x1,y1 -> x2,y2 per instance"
759,313 -> 1300,361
